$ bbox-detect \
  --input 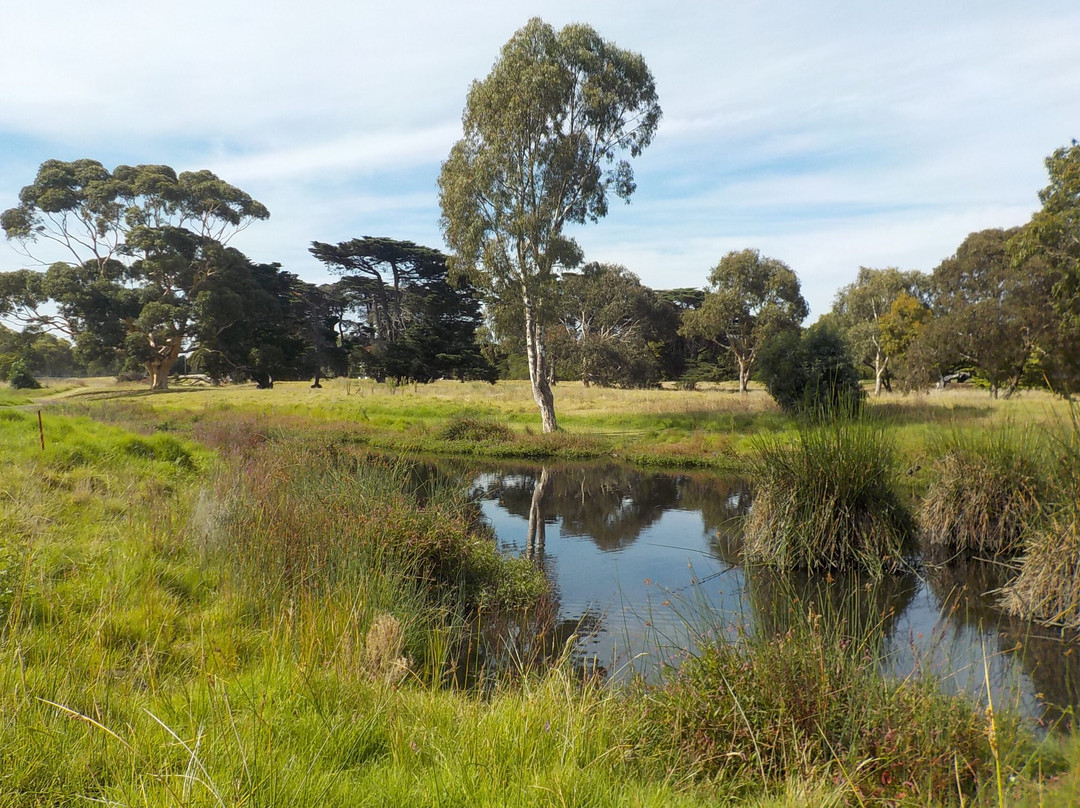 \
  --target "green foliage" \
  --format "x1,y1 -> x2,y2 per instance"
679,249 -> 808,392
312,237 -> 494,384
1015,142 -> 1080,394
757,322 -> 864,419
830,267 -> 929,394
637,596 -> 1025,803
744,419 -> 914,575
1,159 -> 274,389
551,263 -> 669,388
913,228 -> 1053,397
439,17 -> 661,432
437,414 -> 514,442
7,357 -> 40,389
